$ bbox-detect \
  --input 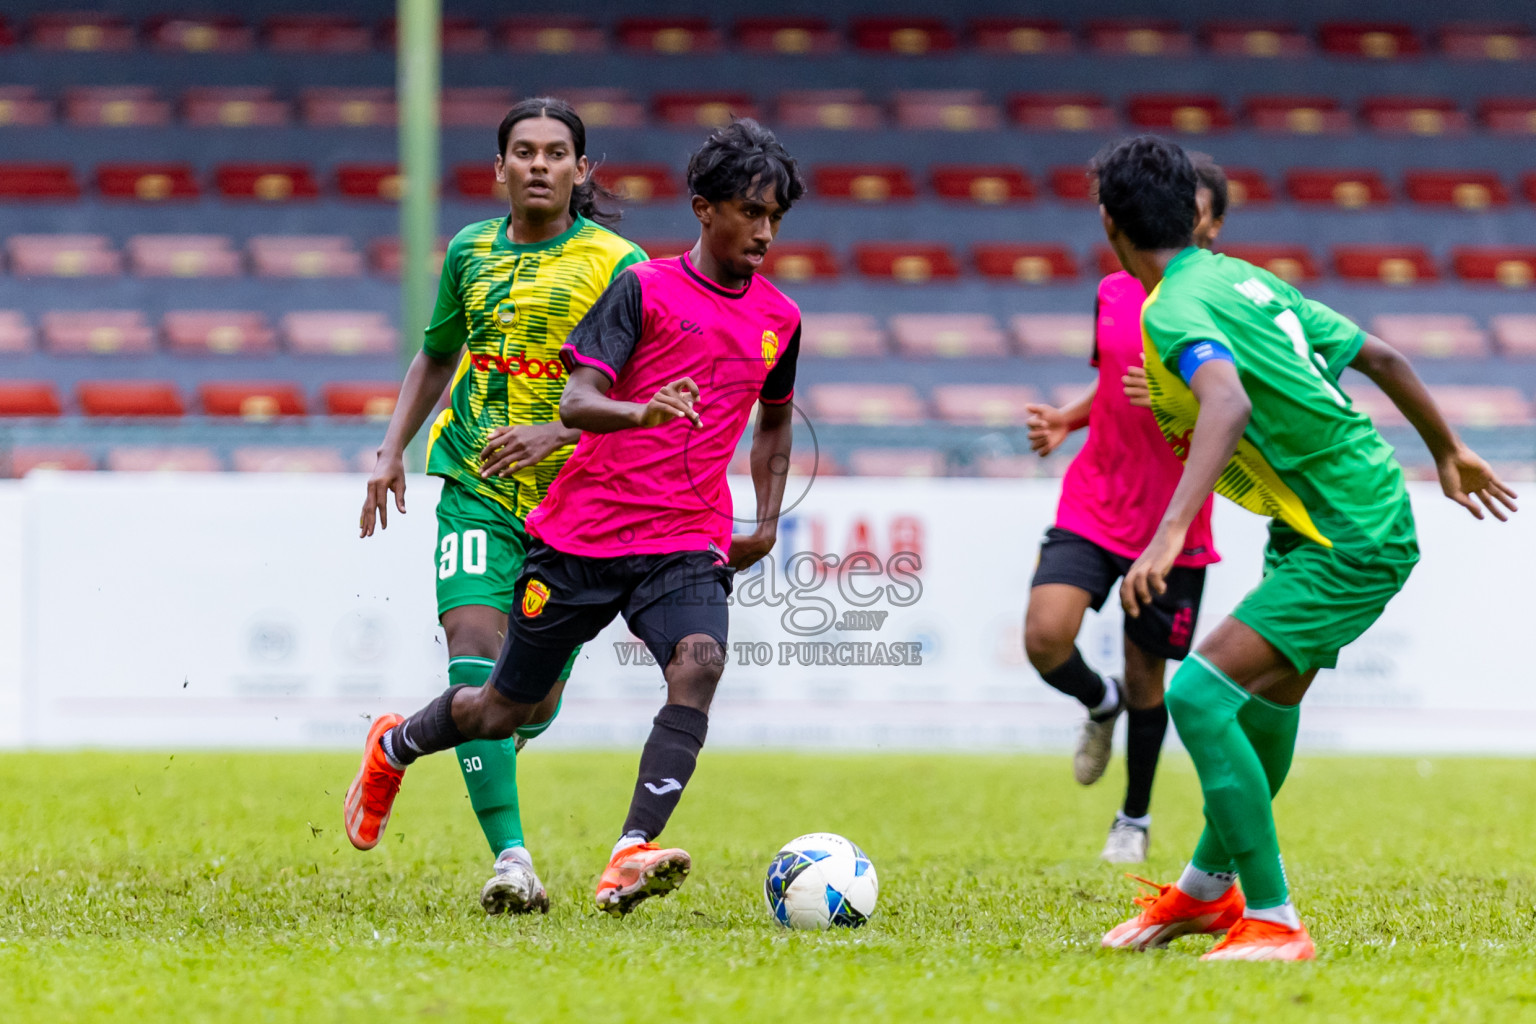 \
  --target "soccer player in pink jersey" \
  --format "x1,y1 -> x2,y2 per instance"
344,119 -> 805,916
1022,158 -> 1228,863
